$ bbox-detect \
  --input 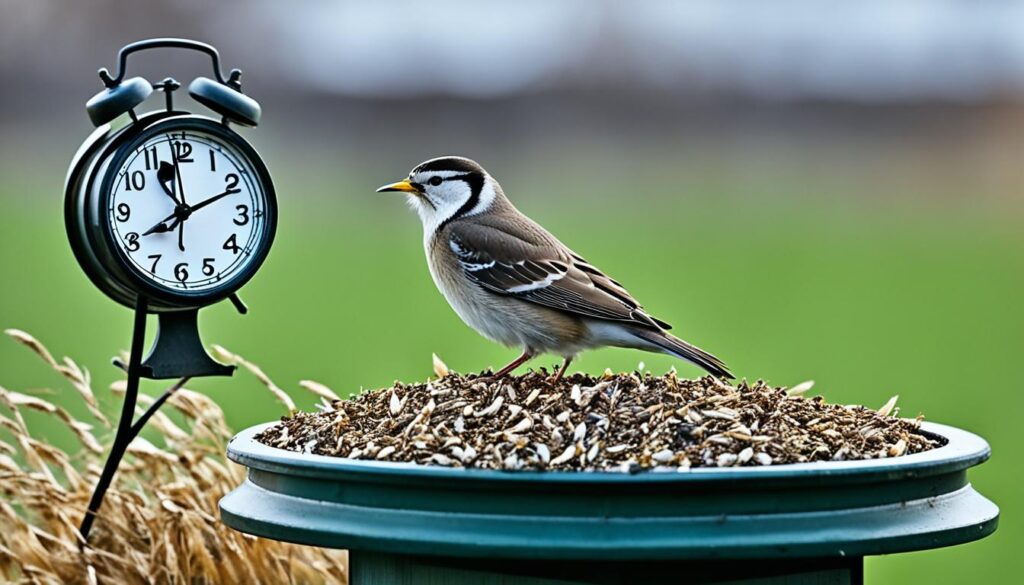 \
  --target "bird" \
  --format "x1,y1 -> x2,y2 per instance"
376,156 -> 732,382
